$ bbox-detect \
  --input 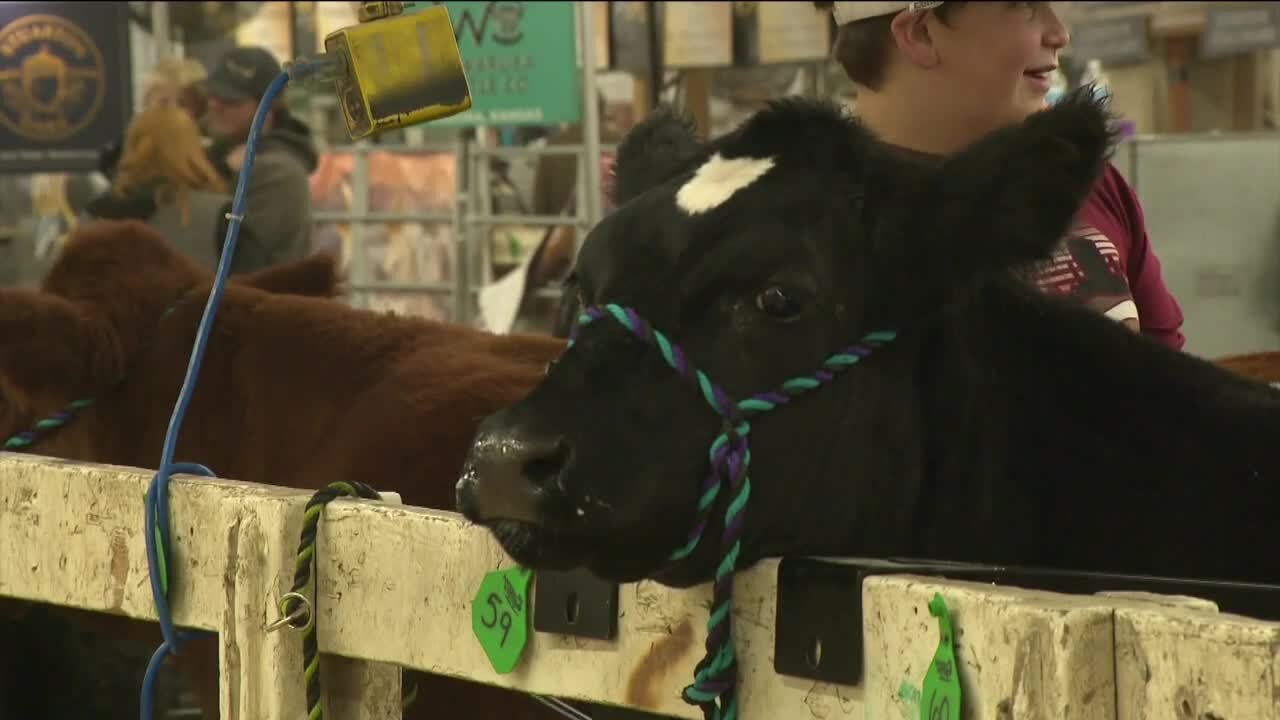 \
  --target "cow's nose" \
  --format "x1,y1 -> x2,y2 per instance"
457,417 -> 571,525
